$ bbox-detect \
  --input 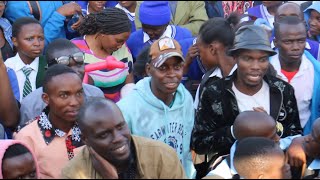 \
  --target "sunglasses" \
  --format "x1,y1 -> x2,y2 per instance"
54,52 -> 85,65
276,121 -> 284,138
